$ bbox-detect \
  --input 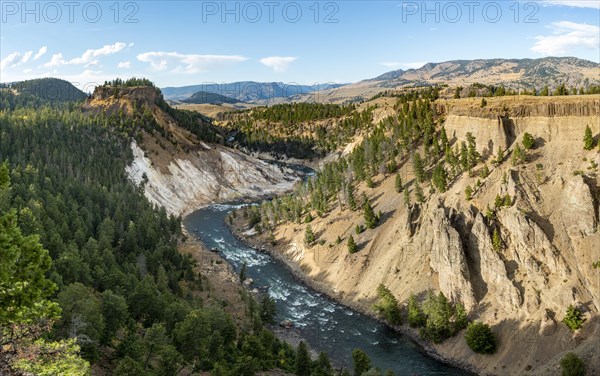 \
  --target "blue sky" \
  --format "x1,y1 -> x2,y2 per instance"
1,0 -> 599,89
